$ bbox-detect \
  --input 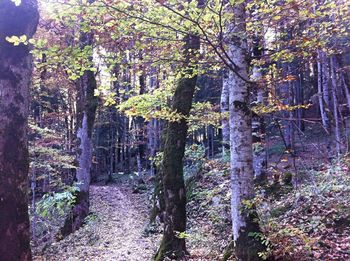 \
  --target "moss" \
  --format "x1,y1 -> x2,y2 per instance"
283,172 -> 293,185
221,240 -> 234,261
154,236 -> 186,261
